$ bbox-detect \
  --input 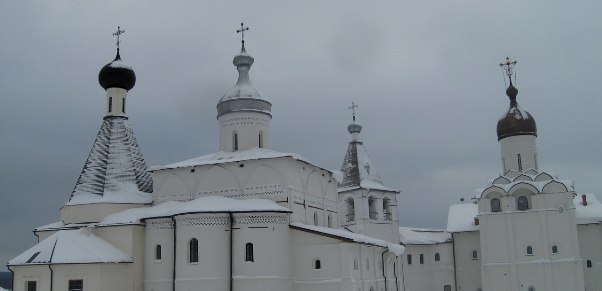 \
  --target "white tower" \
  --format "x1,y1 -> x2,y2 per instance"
478,58 -> 584,291
217,24 -> 271,152
338,103 -> 400,243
